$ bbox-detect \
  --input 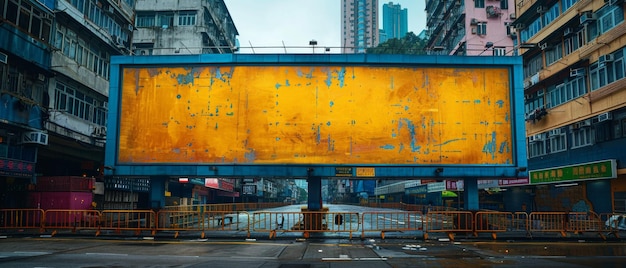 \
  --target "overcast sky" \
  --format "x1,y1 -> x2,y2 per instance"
224,0 -> 427,54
